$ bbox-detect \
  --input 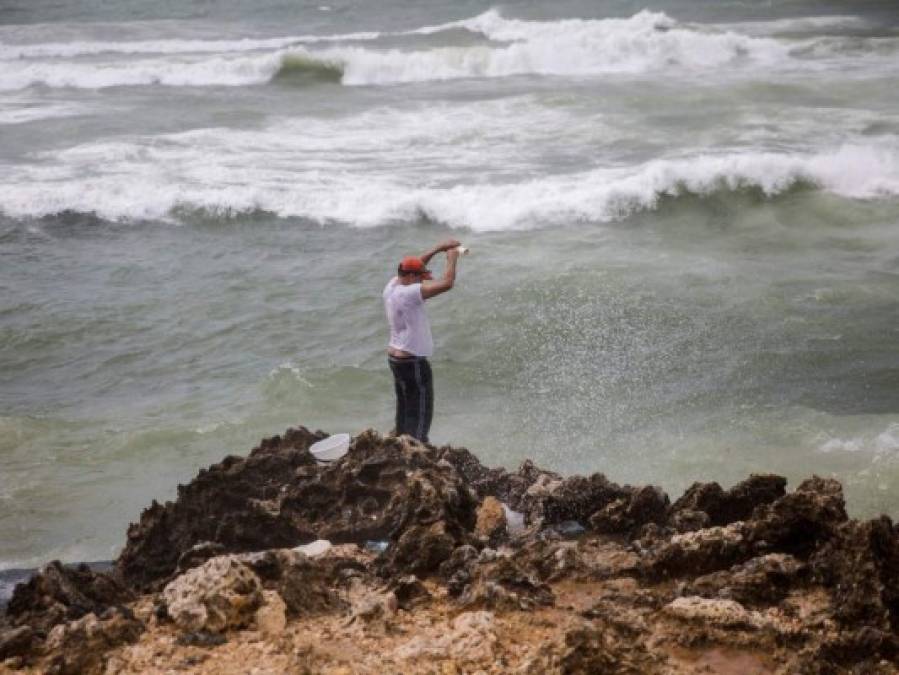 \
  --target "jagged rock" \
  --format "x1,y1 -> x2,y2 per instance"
439,545 -> 480,596
6,562 -> 134,635
670,474 -> 786,527
589,485 -> 669,537
44,606 -> 143,675
254,590 -> 287,636
475,496 -> 507,544
687,553 -> 806,607
810,515 -> 899,634
175,630 -> 227,647
118,426 -> 324,590
118,429 -> 479,590
644,522 -> 750,580
161,555 -> 263,633
746,476 -> 847,556
0,625 -> 34,660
